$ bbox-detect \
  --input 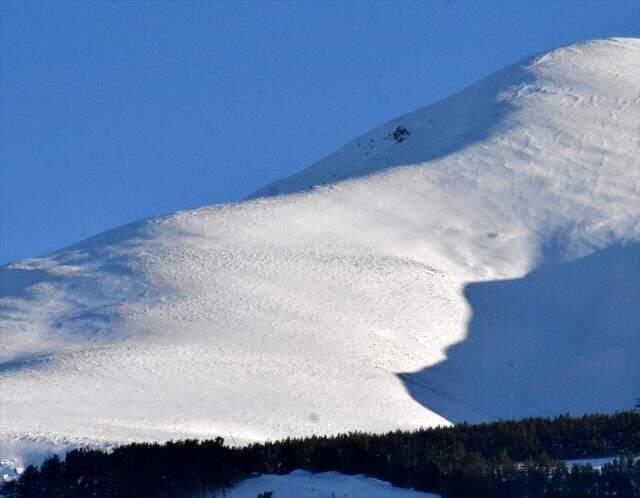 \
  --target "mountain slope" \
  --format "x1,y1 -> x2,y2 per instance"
1,38 -> 639,457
